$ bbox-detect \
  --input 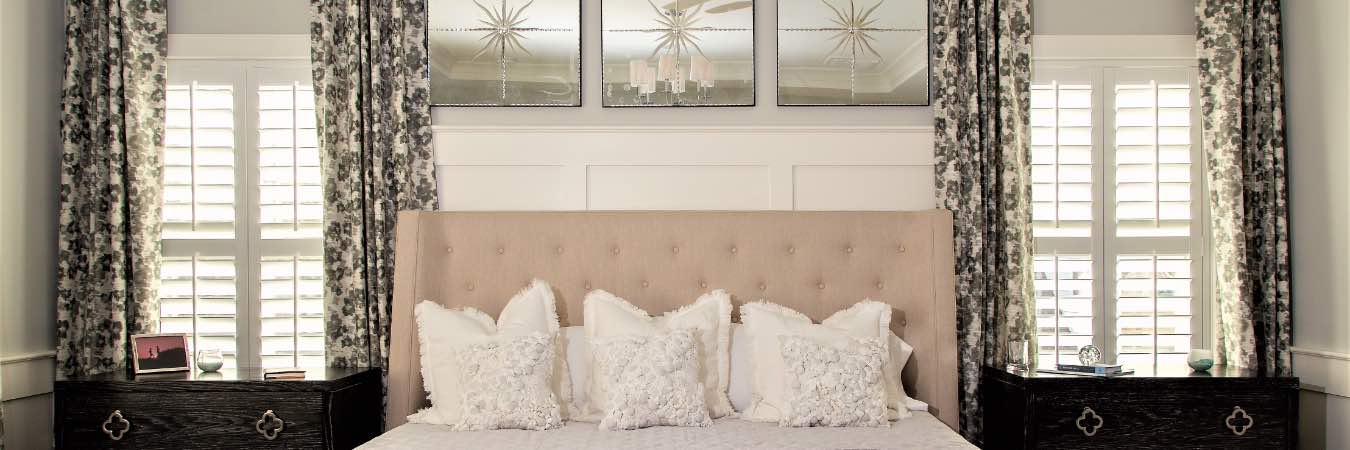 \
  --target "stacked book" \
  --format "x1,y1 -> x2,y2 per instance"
1055,363 -> 1124,375
263,368 -> 307,380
